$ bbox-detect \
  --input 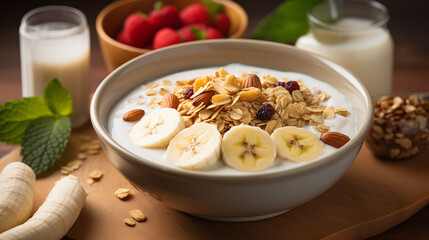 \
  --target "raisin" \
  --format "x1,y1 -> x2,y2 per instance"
183,87 -> 194,99
256,103 -> 275,121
